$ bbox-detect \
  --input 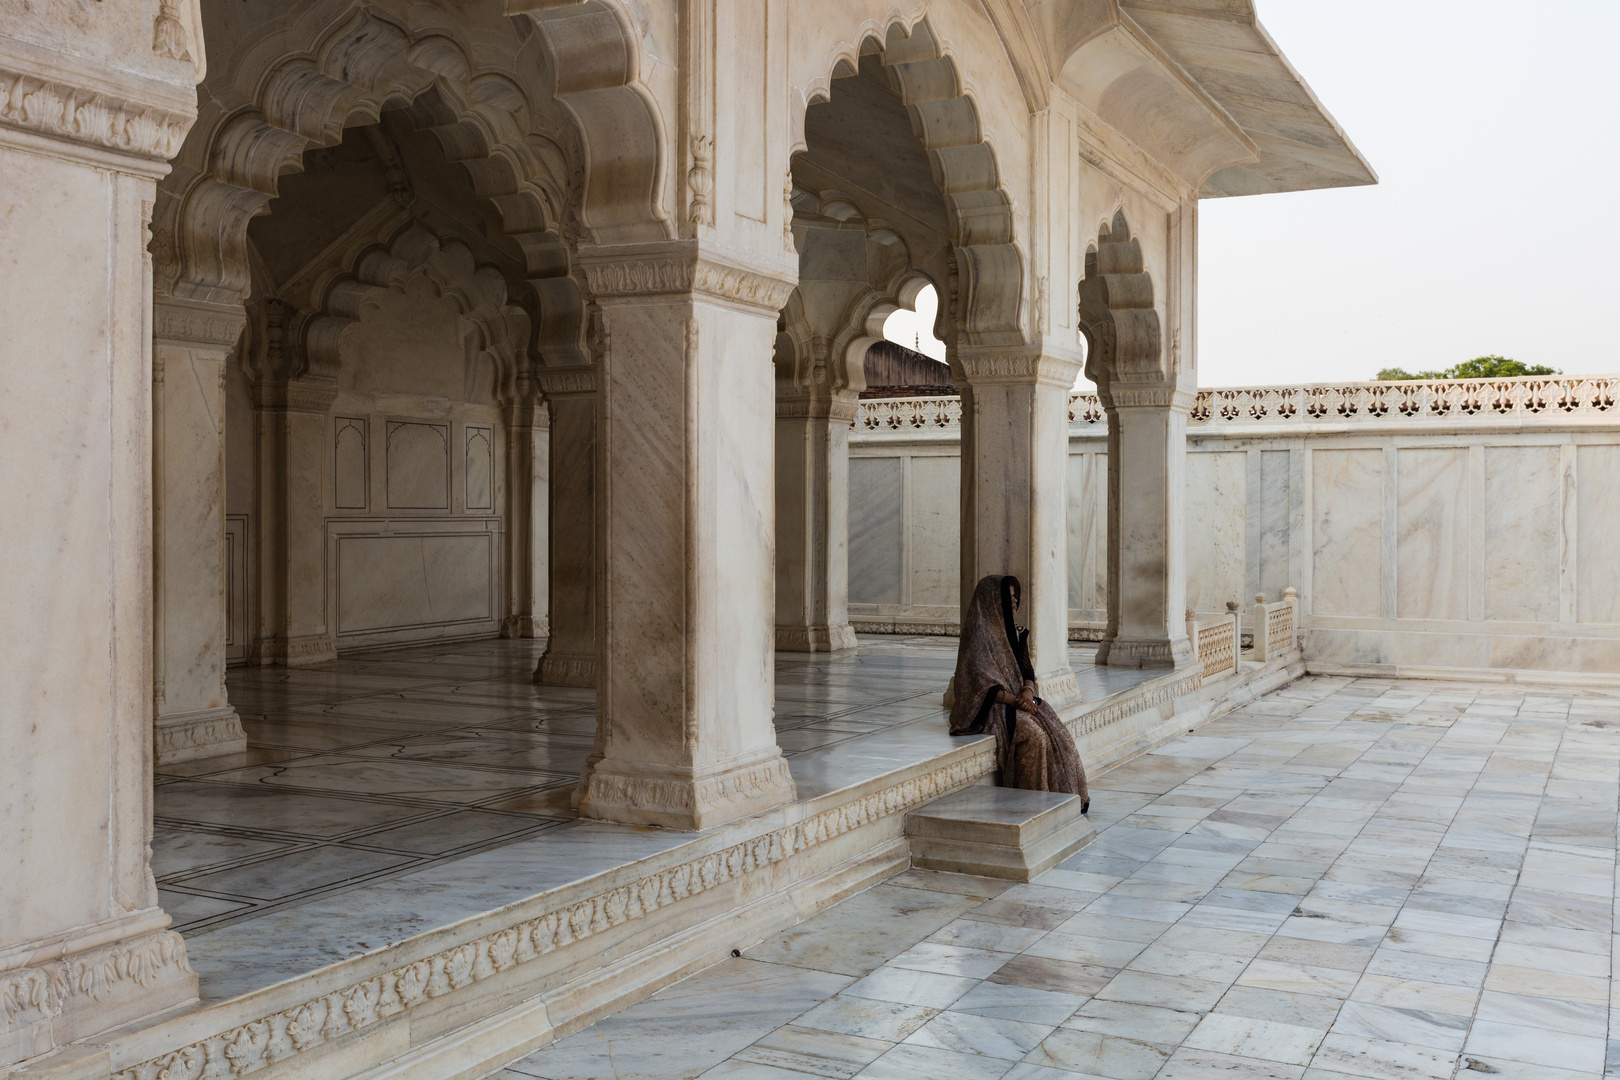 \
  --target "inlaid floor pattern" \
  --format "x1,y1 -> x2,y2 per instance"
155,635 -> 977,934
503,675 -> 1620,1080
